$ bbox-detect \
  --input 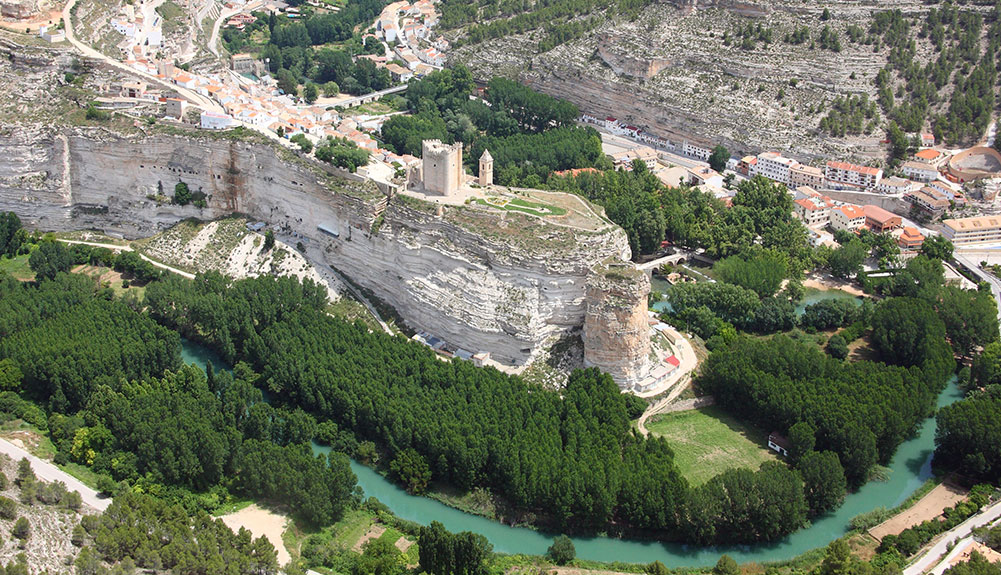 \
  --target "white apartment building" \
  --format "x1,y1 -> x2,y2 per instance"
793,198 -> 831,227
825,161 -> 883,189
830,205 -> 866,231
942,216 -> 1001,245
901,160 -> 939,183
683,141 -> 712,161
877,176 -> 918,195
751,152 -> 796,185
